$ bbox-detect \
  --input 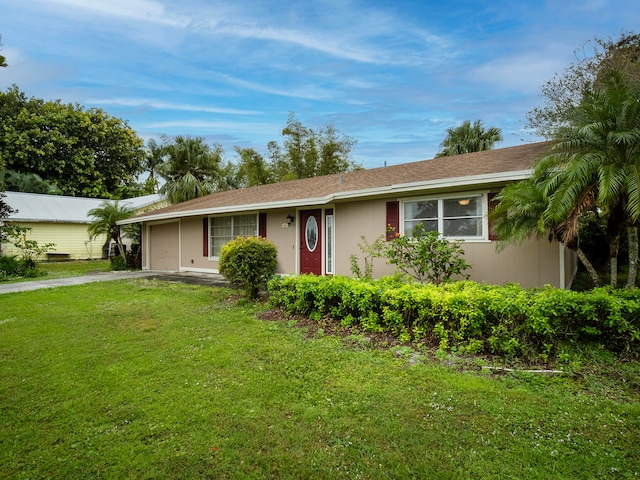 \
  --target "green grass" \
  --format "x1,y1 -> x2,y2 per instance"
38,259 -> 111,278
1,280 -> 639,479
1,259 -> 111,284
